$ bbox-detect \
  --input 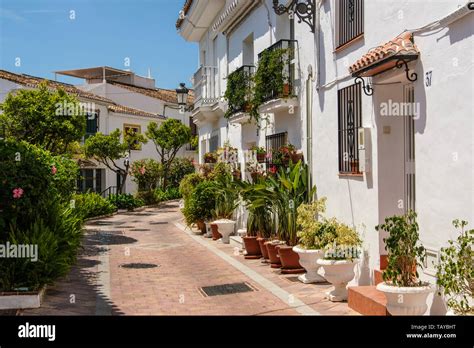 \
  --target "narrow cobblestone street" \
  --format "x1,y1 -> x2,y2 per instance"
21,201 -> 356,316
